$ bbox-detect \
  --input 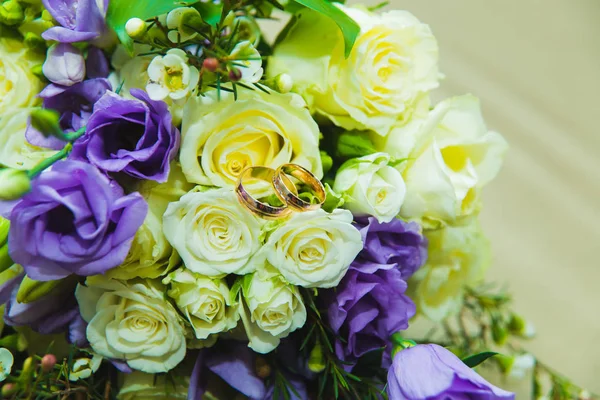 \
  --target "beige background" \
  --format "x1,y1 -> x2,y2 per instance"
264,0 -> 600,396
390,0 -> 600,396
